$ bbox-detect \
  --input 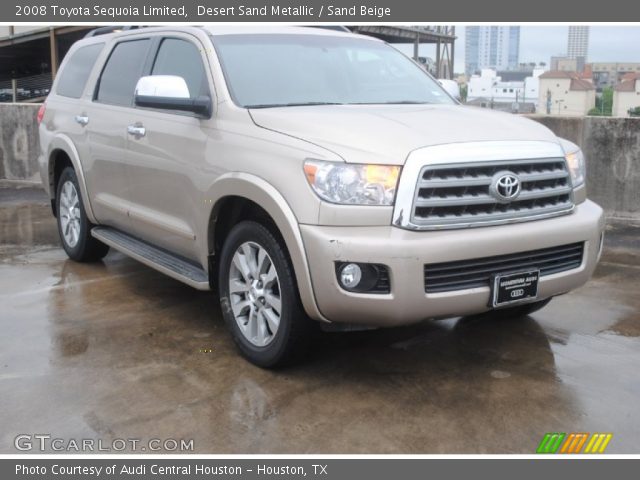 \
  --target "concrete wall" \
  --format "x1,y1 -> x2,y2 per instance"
0,104 -> 638,218
0,104 -> 40,182
530,115 -> 640,218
